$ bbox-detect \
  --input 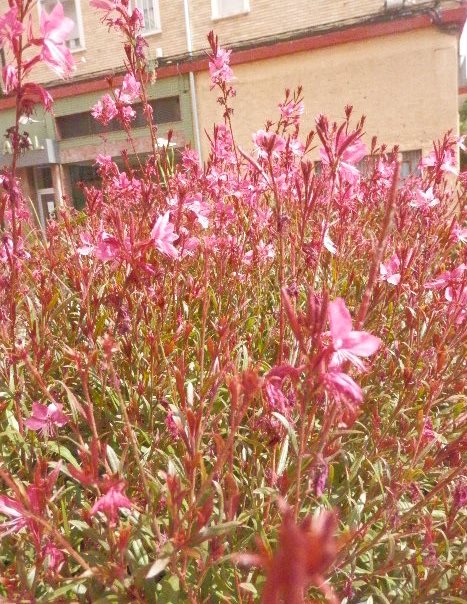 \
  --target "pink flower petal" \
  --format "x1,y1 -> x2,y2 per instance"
342,332 -> 381,357
328,298 -> 352,342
